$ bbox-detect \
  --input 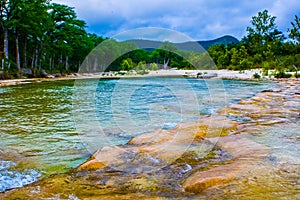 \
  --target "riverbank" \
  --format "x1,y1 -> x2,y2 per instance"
1,78 -> 299,199
0,69 -> 282,88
